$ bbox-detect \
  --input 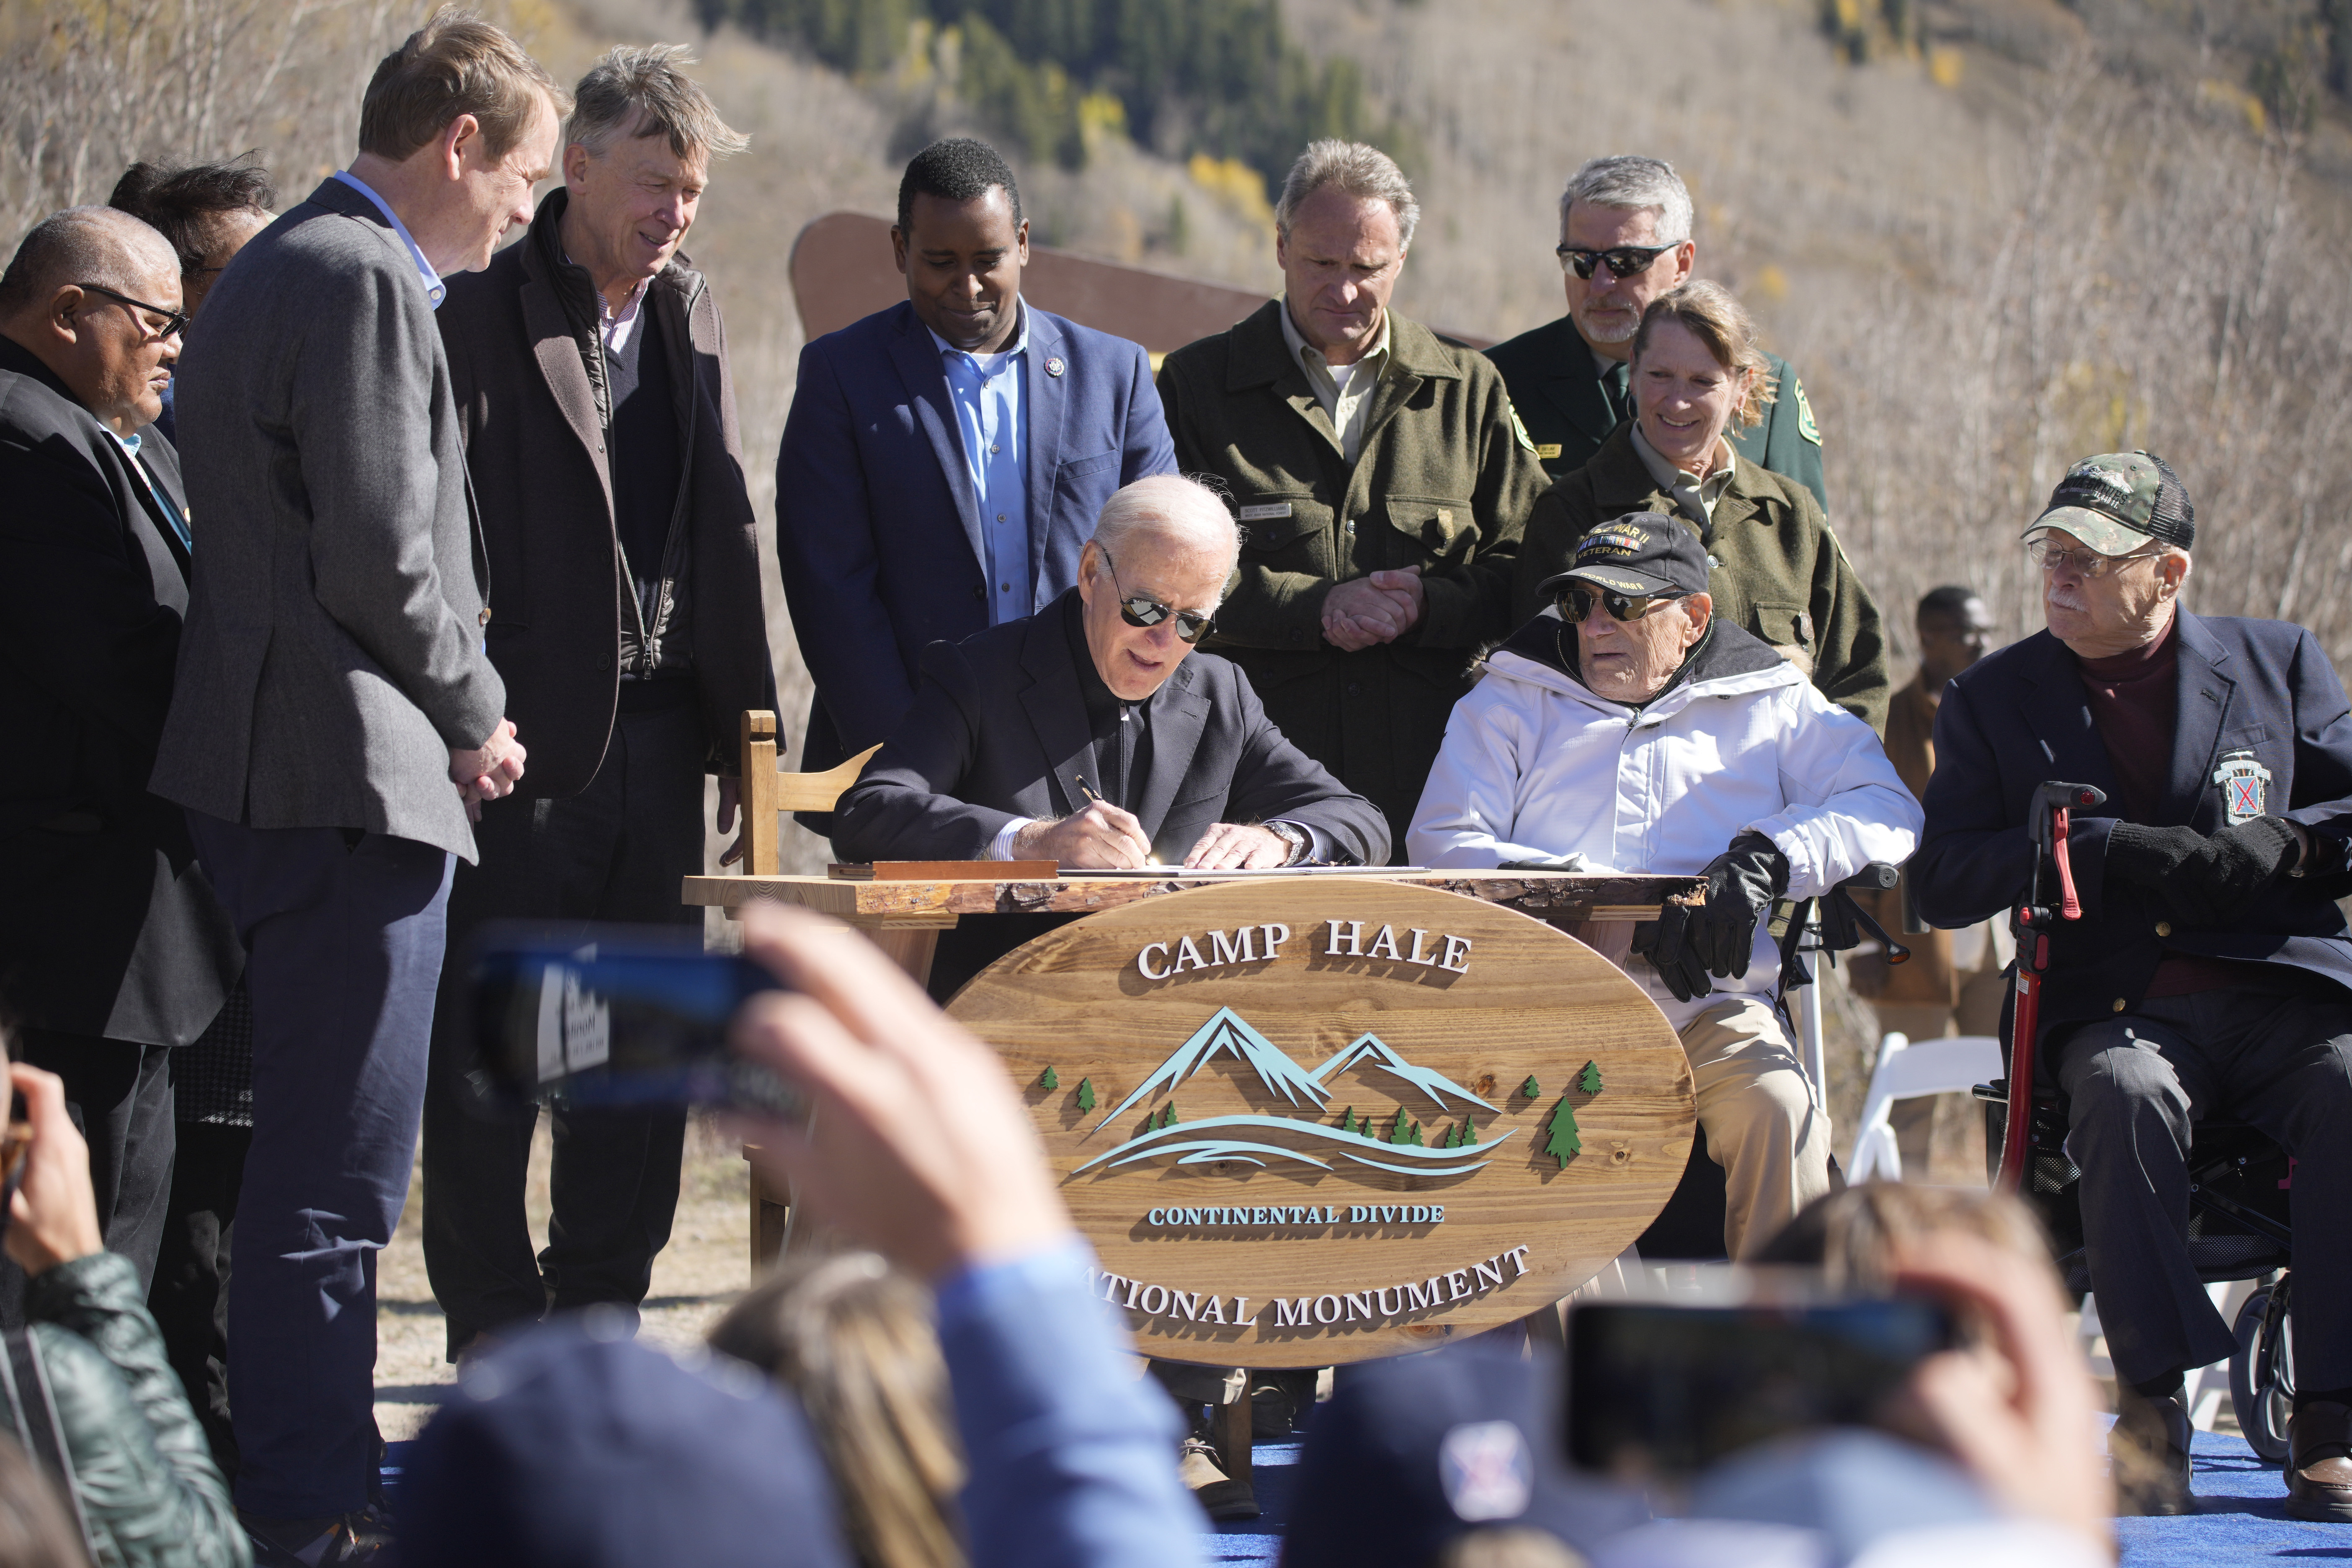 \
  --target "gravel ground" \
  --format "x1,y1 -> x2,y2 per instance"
373,1114 -> 754,1440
